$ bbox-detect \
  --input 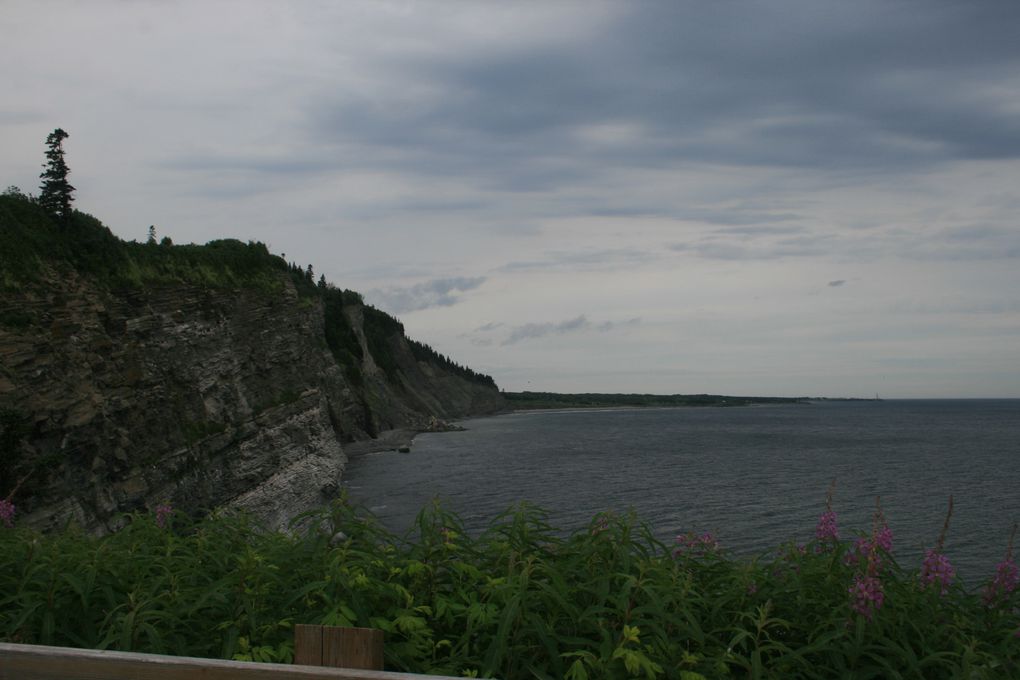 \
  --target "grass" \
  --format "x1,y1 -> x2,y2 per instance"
1,498 -> 1017,679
